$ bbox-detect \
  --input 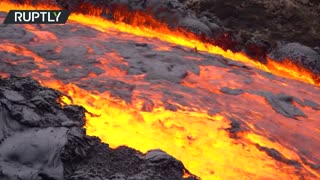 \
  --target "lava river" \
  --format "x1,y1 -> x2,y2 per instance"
1,2 -> 320,180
